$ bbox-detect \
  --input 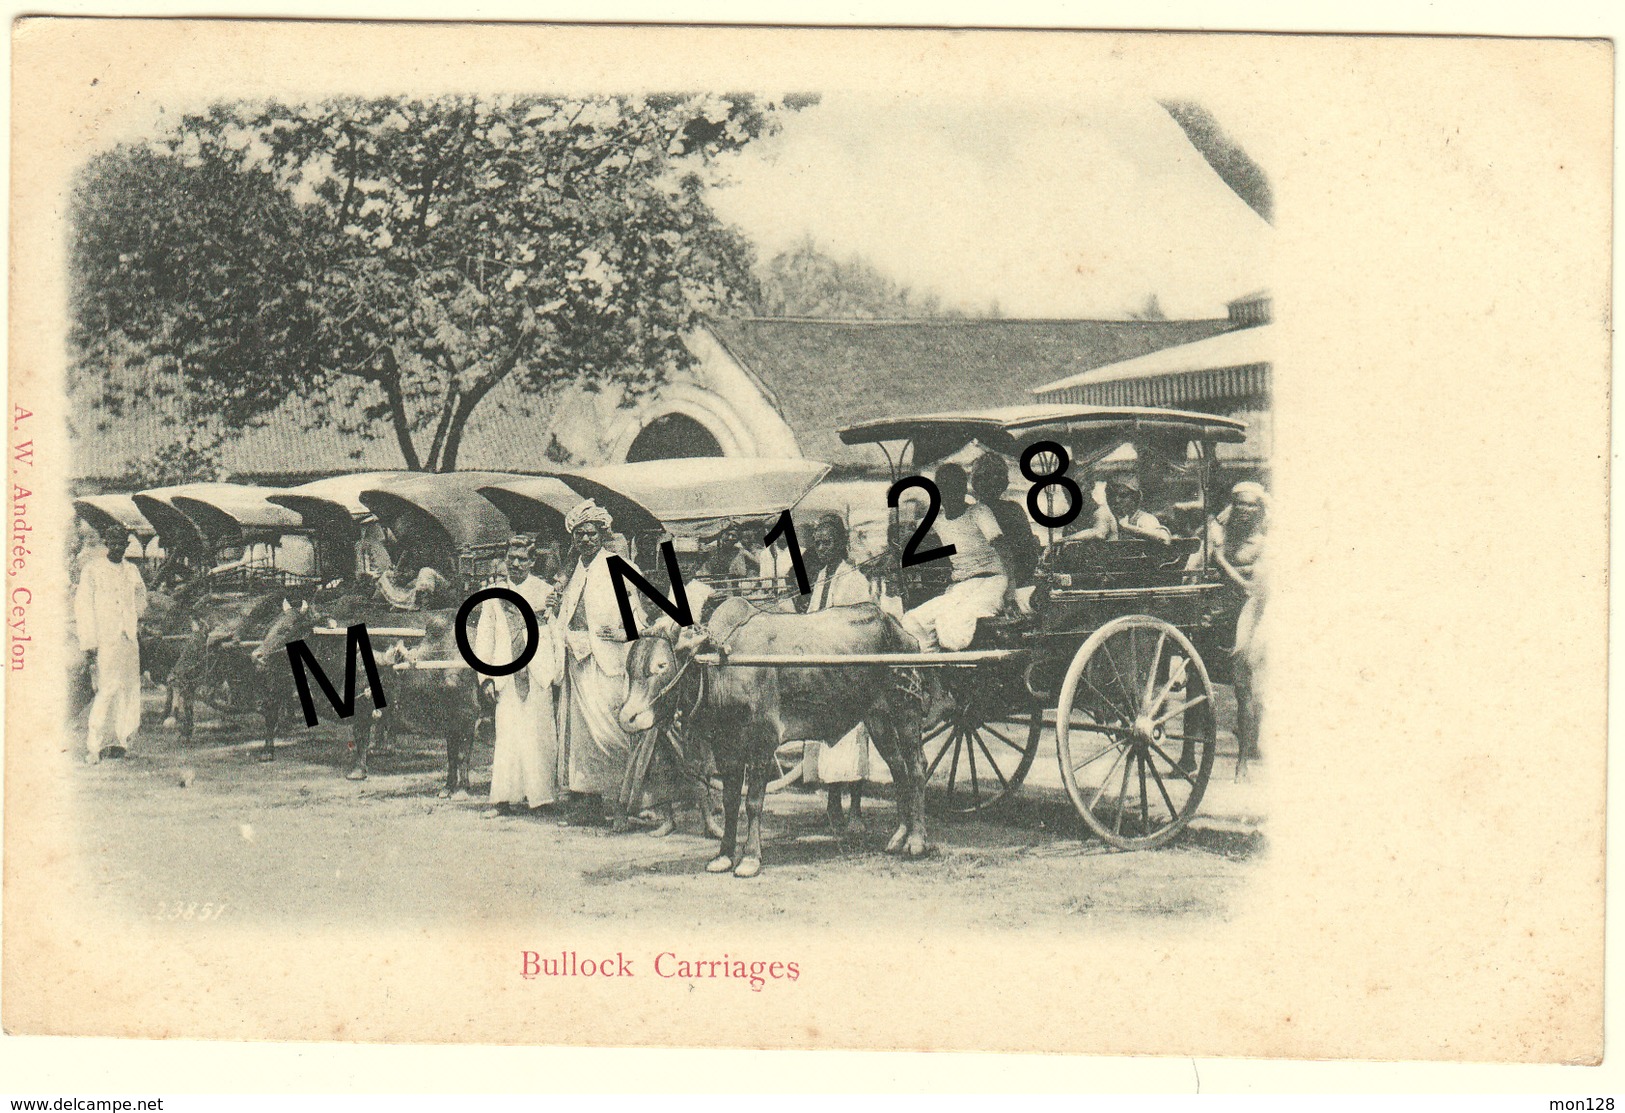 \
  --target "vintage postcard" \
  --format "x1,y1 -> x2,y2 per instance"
3,19 -> 1610,1066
